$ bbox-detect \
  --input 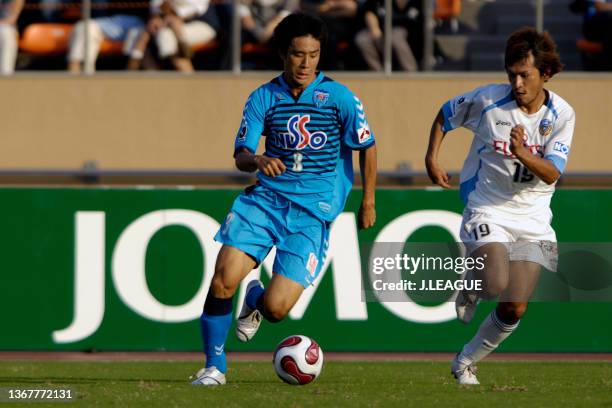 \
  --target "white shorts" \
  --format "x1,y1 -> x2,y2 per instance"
460,207 -> 558,271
